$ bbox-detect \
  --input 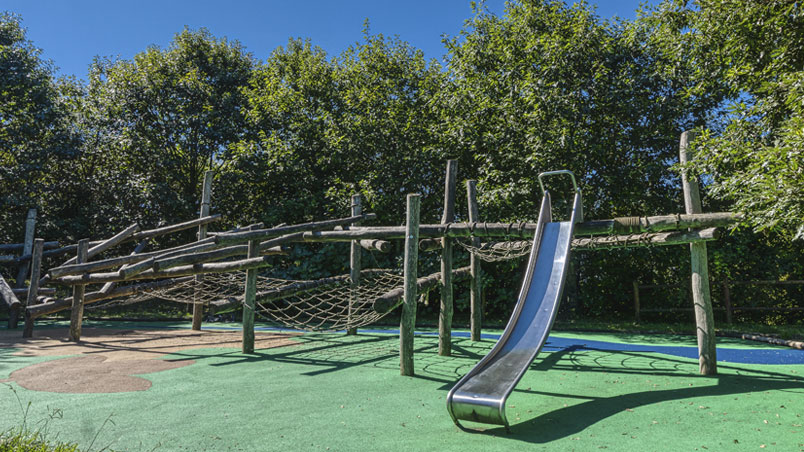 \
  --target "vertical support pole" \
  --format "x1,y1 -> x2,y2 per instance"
633,280 -> 641,323
680,131 -> 717,375
466,180 -> 482,341
722,281 -> 733,324
22,239 -> 44,338
400,193 -> 420,376
69,239 -> 89,342
10,208 -> 36,328
348,193 -> 362,335
242,240 -> 257,354
439,160 -> 457,356
192,170 -> 215,330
